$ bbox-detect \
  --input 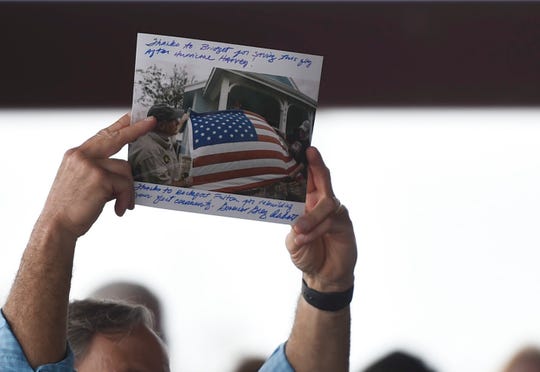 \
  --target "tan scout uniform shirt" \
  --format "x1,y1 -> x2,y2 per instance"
129,131 -> 182,185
